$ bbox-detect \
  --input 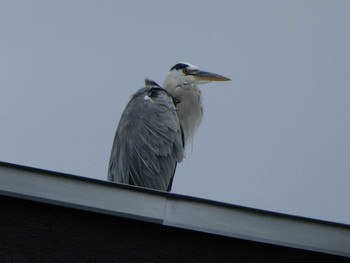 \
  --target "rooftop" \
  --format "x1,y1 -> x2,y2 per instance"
0,161 -> 349,258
